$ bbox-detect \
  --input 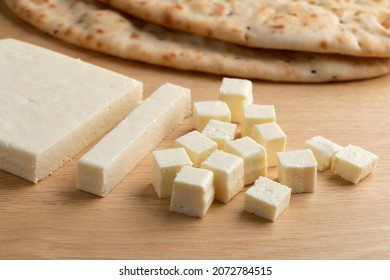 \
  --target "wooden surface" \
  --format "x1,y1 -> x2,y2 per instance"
1,2 -> 390,260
